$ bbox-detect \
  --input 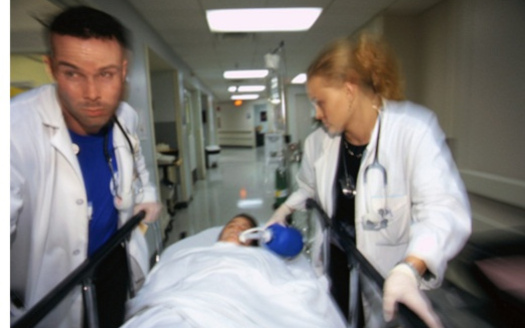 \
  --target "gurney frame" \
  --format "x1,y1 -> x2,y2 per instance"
11,211 -> 151,328
305,198 -> 430,328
